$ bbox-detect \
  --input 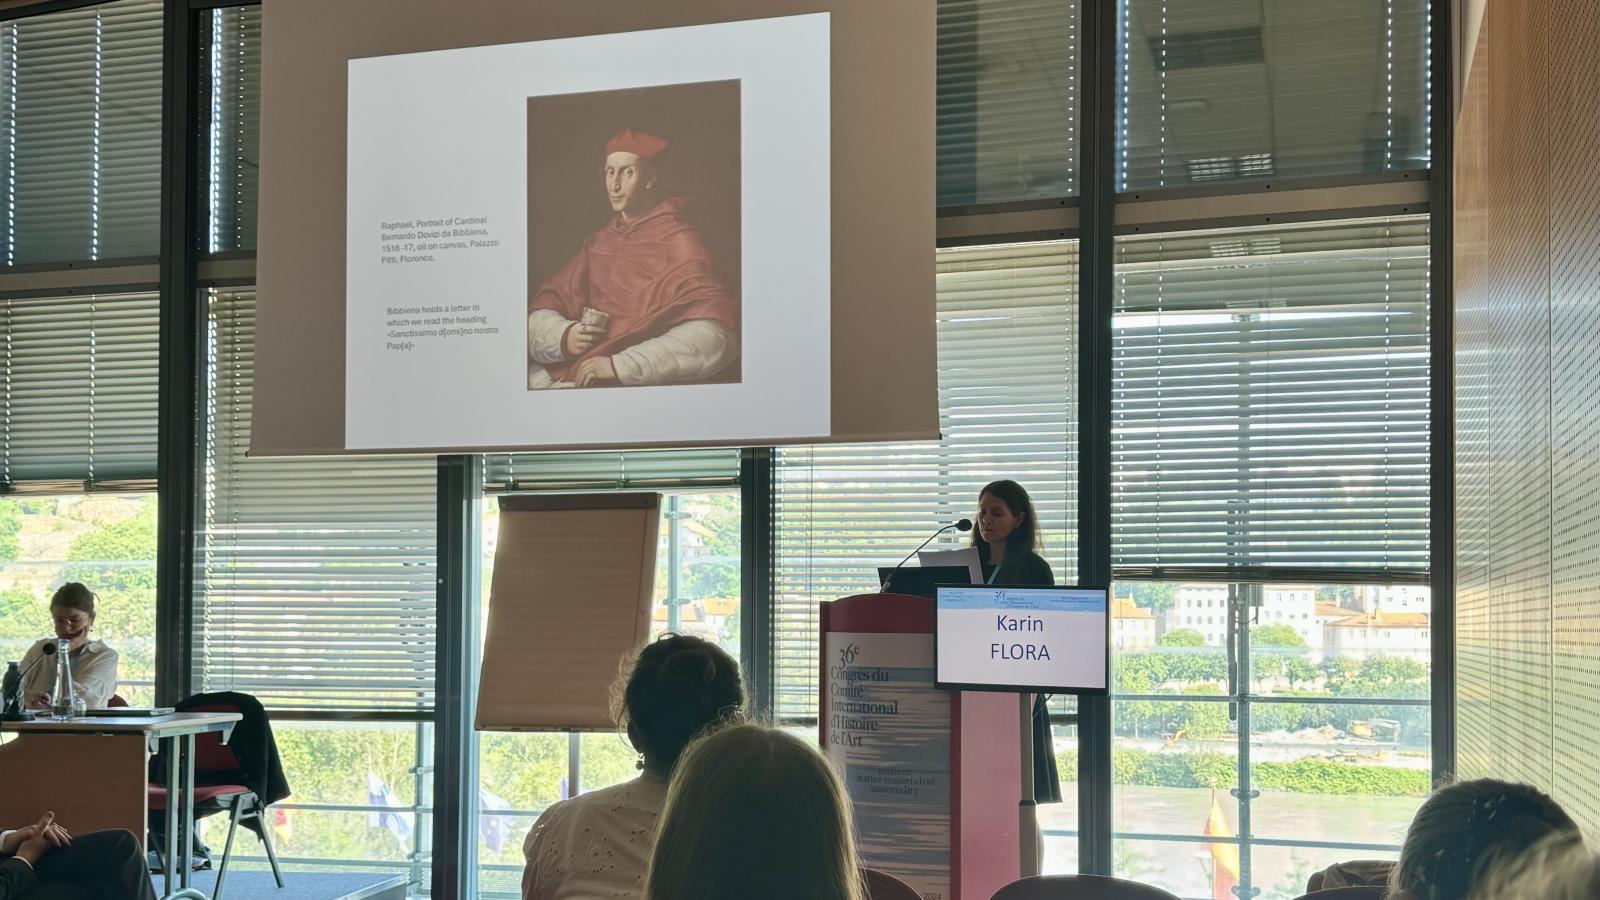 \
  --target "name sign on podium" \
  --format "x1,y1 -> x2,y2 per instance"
935,585 -> 1110,694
